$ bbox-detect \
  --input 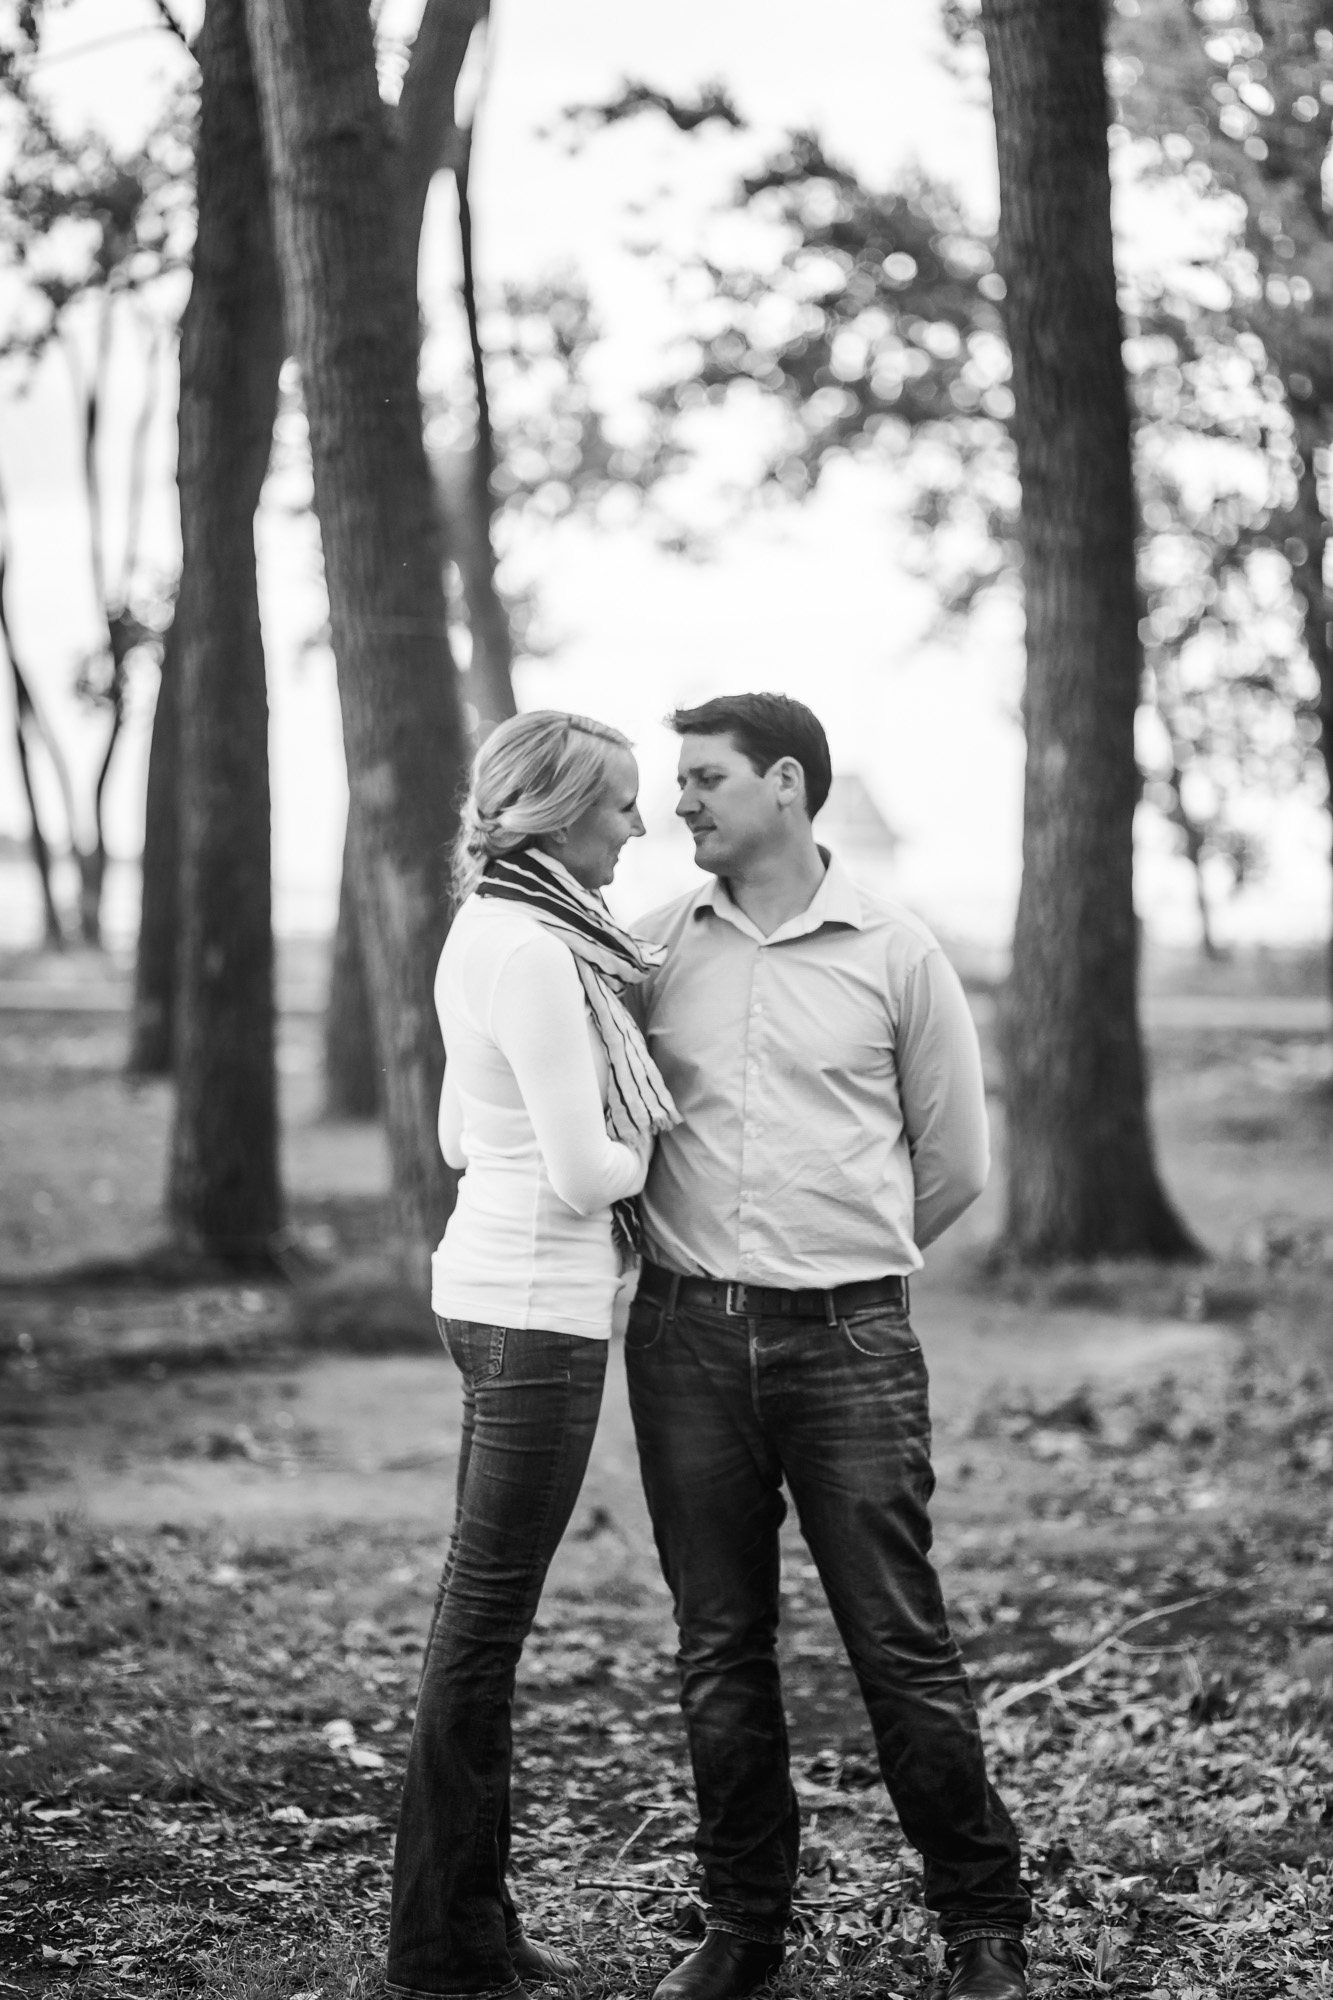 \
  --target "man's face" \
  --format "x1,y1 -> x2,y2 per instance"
675,732 -> 783,875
